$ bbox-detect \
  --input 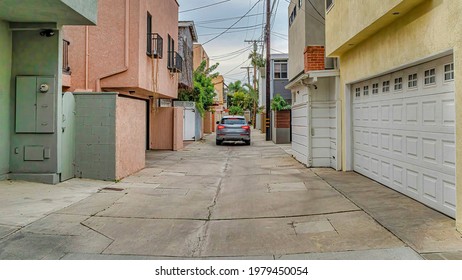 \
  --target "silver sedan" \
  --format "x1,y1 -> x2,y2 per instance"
216,116 -> 251,145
